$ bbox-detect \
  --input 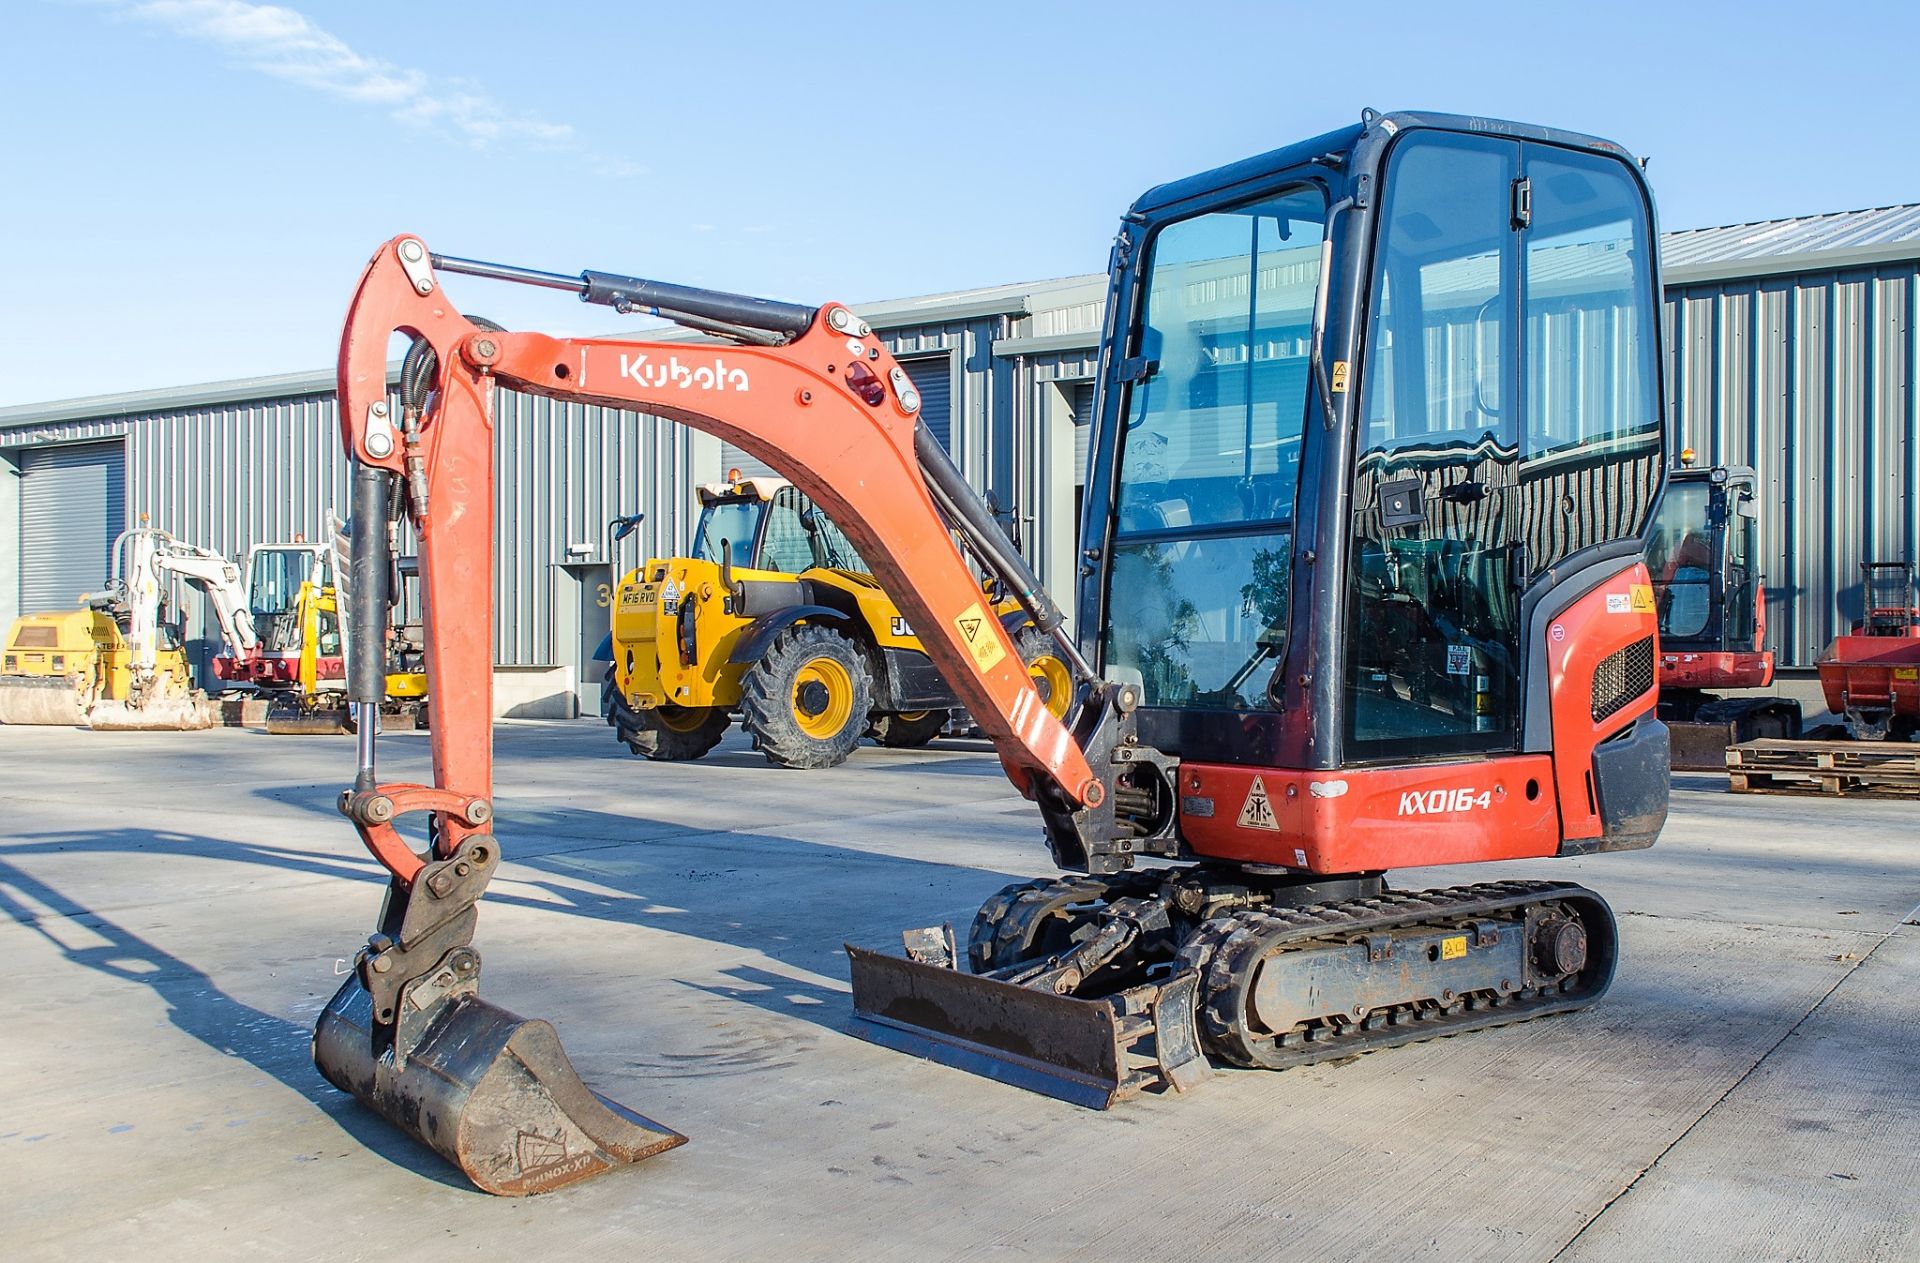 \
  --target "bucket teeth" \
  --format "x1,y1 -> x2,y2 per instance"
313,973 -> 685,1195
